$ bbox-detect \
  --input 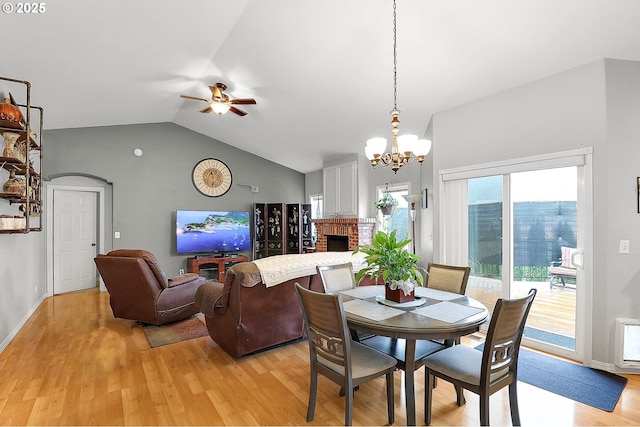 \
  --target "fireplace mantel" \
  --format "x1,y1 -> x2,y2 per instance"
312,218 -> 376,252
